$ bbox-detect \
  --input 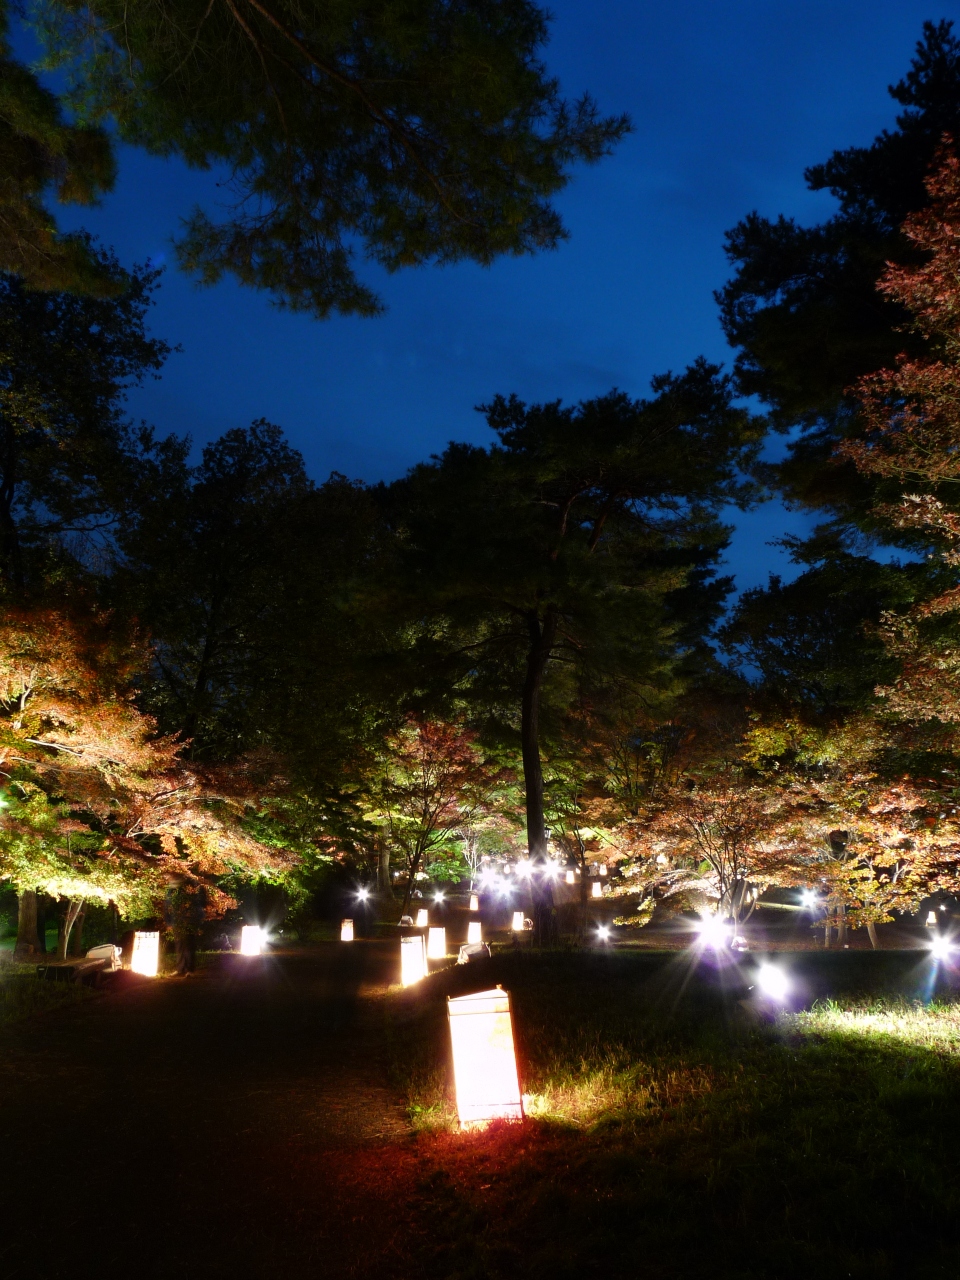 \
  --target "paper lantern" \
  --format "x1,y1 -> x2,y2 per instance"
240,924 -> 263,955
416,908 -> 429,928
469,893 -> 479,913
511,911 -> 524,931
131,930 -> 160,977
447,987 -> 523,1127
341,918 -> 355,942
427,926 -> 447,959
592,880 -> 602,899
401,934 -> 428,987
926,911 -> 938,927
565,869 -> 575,885
599,865 -> 608,876
467,920 -> 482,944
